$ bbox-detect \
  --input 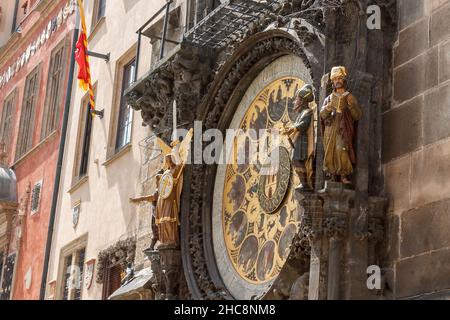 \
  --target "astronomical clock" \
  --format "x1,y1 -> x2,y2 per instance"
212,56 -> 316,300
